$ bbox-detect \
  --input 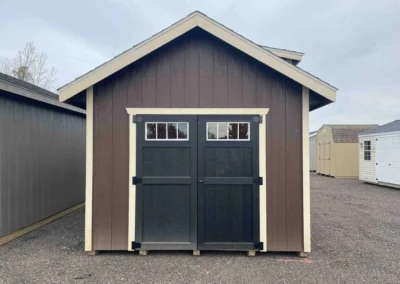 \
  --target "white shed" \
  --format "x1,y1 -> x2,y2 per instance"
359,120 -> 400,188
309,131 -> 317,172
